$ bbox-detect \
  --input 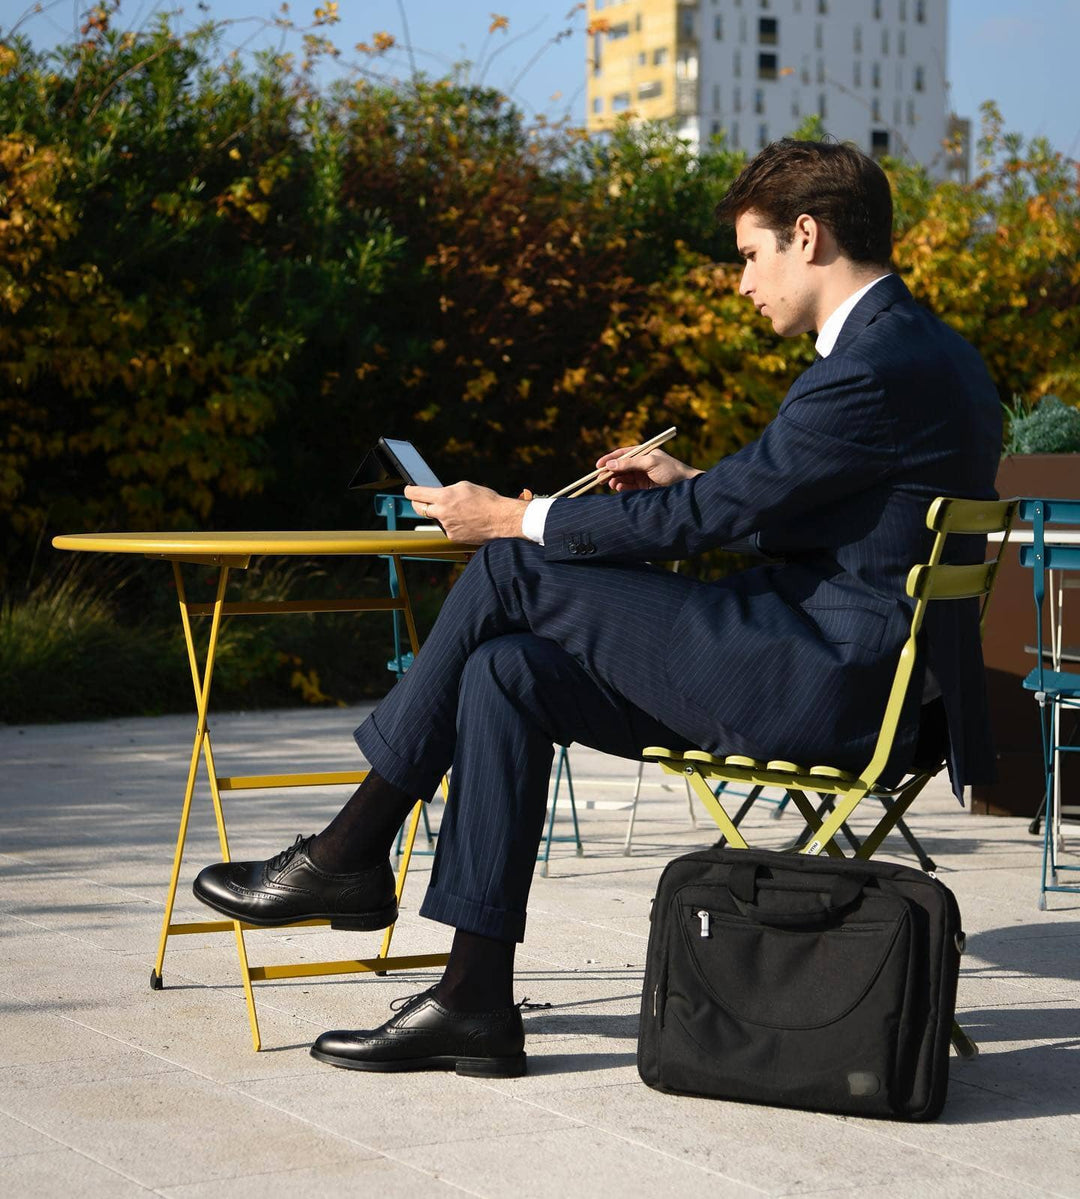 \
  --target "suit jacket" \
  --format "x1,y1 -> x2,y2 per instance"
542,275 -> 1002,797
